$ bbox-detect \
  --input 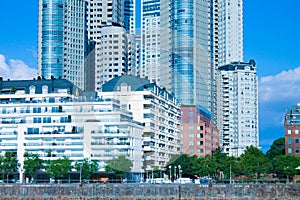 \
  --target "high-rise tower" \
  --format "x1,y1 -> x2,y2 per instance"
216,60 -> 258,156
217,0 -> 244,66
160,0 -> 213,111
38,0 -> 87,90
86,0 -> 138,91
139,0 -> 161,84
